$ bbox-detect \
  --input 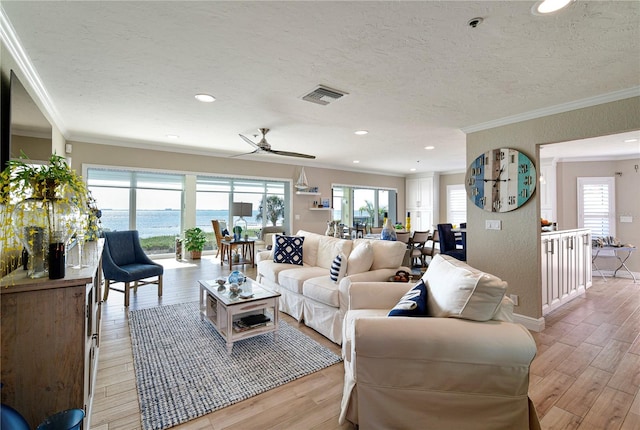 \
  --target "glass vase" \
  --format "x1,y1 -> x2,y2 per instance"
12,197 -> 80,278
